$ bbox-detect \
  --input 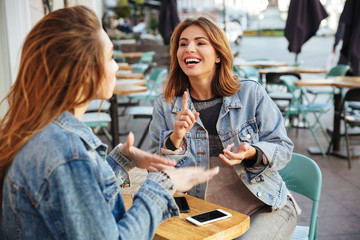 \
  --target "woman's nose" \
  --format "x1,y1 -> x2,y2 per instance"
185,42 -> 196,53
